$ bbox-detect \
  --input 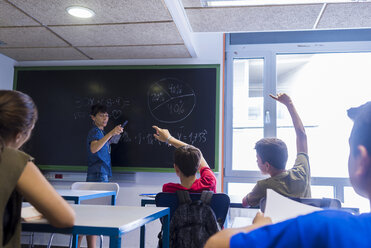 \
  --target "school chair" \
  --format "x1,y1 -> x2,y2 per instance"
259,196 -> 342,213
47,182 -> 120,248
151,191 -> 230,248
